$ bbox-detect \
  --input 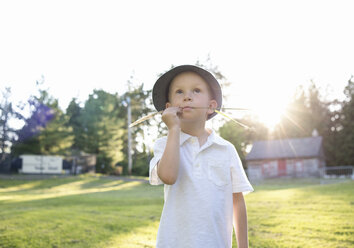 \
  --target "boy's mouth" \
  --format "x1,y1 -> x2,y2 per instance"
181,106 -> 193,111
